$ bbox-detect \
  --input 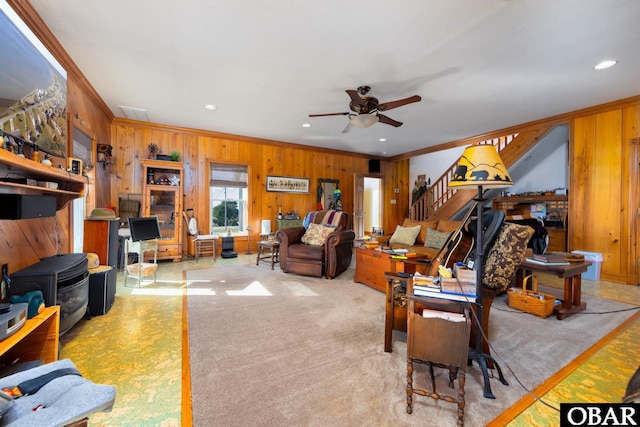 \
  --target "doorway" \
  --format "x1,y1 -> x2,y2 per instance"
354,174 -> 383,239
